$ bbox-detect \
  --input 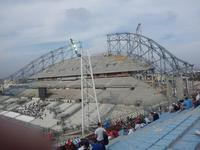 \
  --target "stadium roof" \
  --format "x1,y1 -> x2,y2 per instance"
32,55 -> 151,79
